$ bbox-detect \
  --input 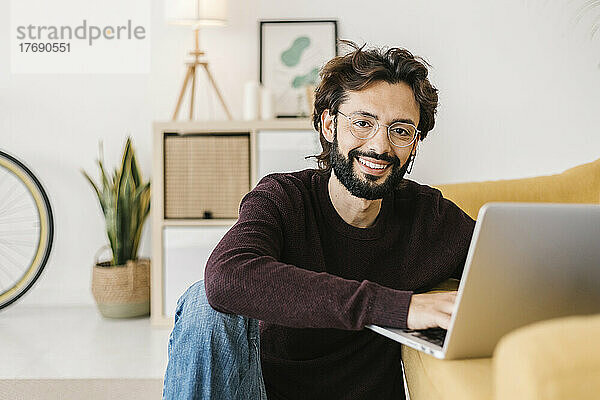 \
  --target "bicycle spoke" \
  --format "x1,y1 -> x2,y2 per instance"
0,249 -> 22,282
0,216 -> 41,224
0,182 -> 19,214
0,193 -> 34,217
0,266 -> 18,295
0,201 -> 36,217
0,257 -> 20,284
0,237 -> 38,247
0,230 -> 41,236
0,238 -> 34,259
0,271 -> 16,292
